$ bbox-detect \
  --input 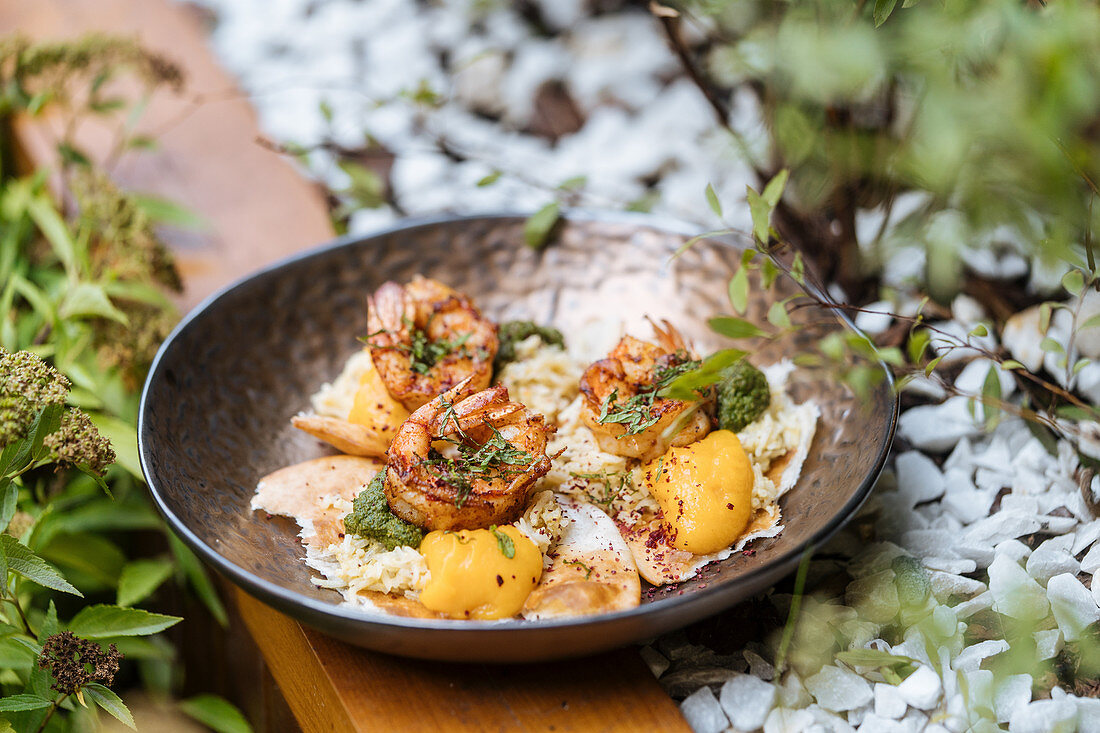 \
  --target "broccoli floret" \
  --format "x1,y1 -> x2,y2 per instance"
494,320 -> 565,373
716,359 -> 770,432
344,469 -> 424,550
